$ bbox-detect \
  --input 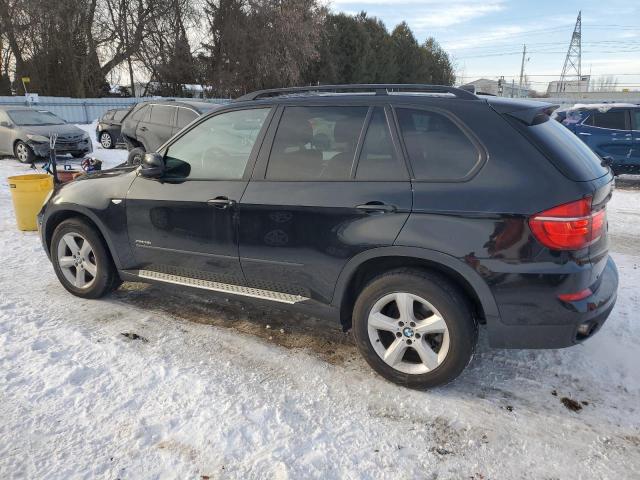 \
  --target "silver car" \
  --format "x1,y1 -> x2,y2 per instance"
0,106 -> 92,163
